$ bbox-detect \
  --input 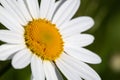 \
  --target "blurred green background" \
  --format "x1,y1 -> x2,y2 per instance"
0,0 -> 120,80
